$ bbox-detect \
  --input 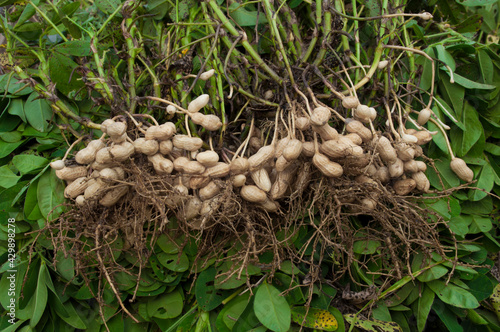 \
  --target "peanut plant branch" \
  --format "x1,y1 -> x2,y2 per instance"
207,0 -> 284,85
262,0 -> 295,85
13,66 -> 102,130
